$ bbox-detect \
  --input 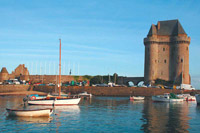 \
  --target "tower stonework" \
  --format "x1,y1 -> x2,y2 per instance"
144,20 -> 190,85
